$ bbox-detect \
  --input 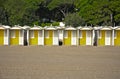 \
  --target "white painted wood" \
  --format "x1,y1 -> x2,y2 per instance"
38,30 -> 41,45
77,30 -> 79,45
64,31 -> 68,38
38,30 -> 44,45
45,30 -> 49,38
19,30 -> 21,45
42,30 -> 44,45
58,30 -> 63,41
31,30 -> 34,38
7,29 -> 10,45
92,30 -> 94,46
79,30 -> 82,38
11,30 -> 15,38
86,31 -> 92,45
27,30 -> 29,45
105,30 -> 111,45
4,30 -> 8,45
71,30 -> 77,45
19,30 -> 24,45
22,30 -> 24,45
112,30 -> 114,46
53,30 -> 58,45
